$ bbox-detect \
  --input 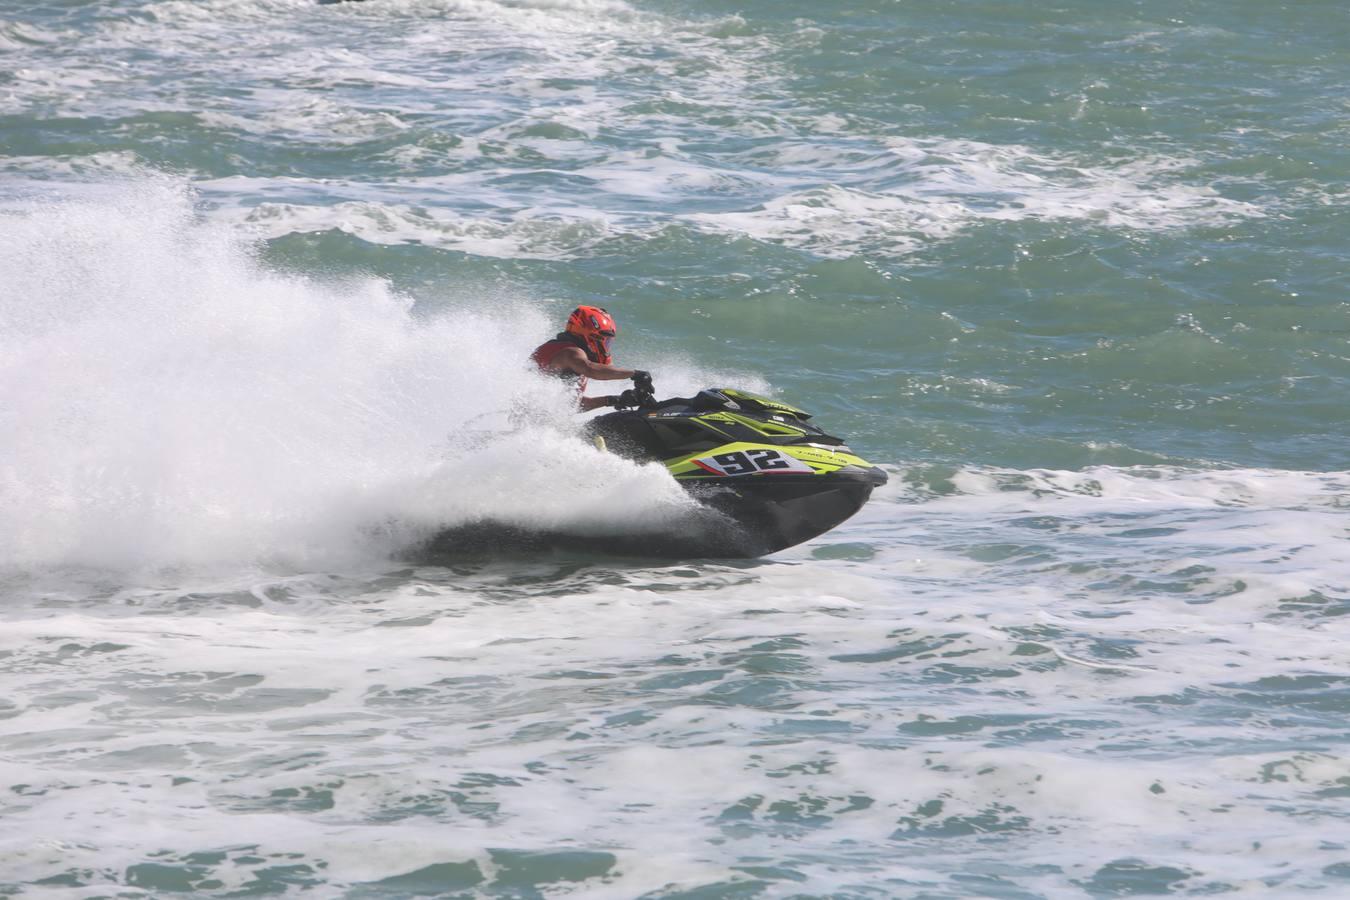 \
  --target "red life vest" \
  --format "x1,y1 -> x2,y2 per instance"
531,335 -> 590,395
